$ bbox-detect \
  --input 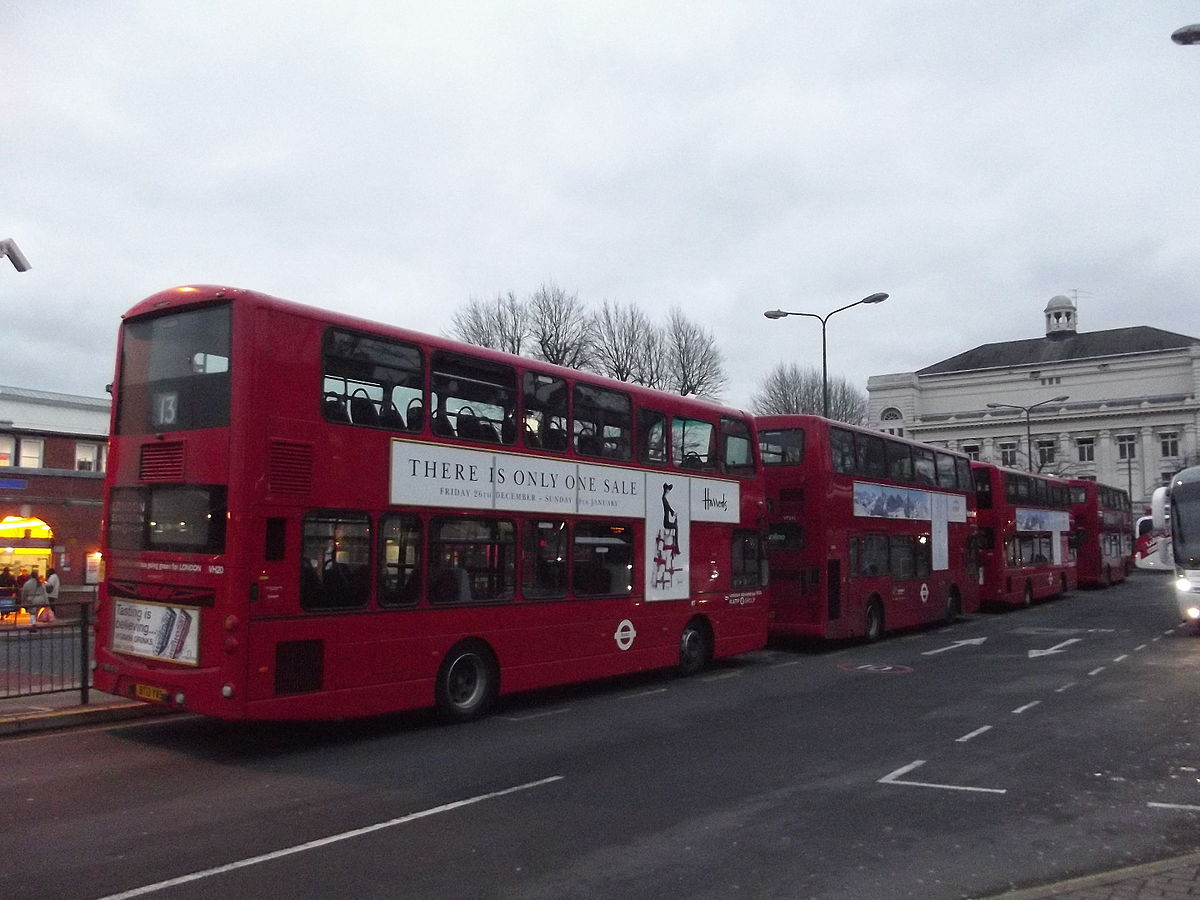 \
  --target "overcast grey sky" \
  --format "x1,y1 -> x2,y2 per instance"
6,2 -> 1199,408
